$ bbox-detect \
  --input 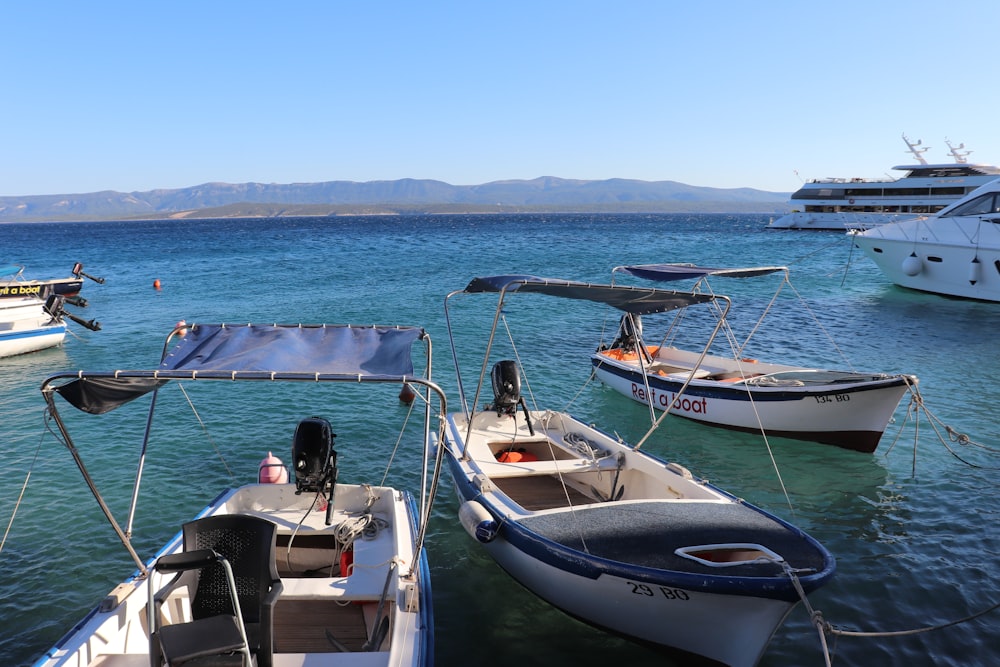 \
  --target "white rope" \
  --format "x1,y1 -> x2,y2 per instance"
784,559 -> 1000,664
883,377 -> 1000,473
0,426 -> 49,555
